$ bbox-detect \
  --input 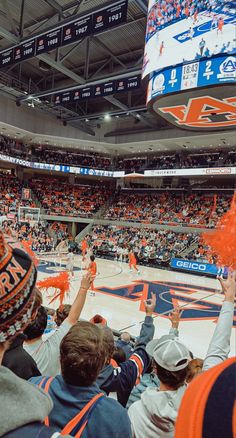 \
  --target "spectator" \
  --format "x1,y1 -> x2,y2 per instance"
126,306 -> 181,409
116,332 -> 134,360
97,293 -> 156,406
30,322 -> 132,438
55,304 -> 71,327
175,358 -> 236,438
23,272 -> 92,376
128,272 -> 236,437
0,231 -> 70,437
